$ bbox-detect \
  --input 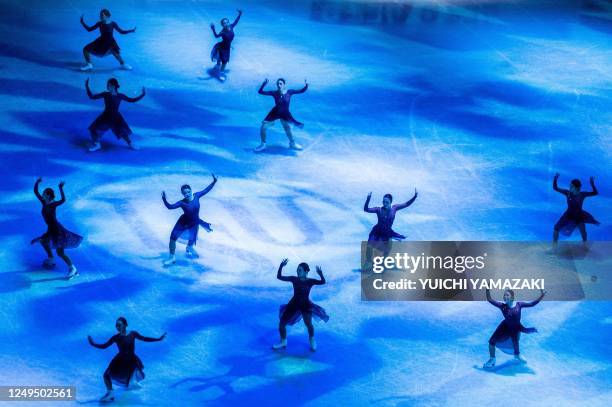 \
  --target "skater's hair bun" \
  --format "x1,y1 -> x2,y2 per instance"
383,193 -> 393,202
504,289 -> 515,300
181,184 -> 191,193
107,78 -> 120,89
298,262 -> 310,272
100,9 -> 111,18
43,188 -> 55,200
571,179 -> 581,189
117,317 -> 128,327
277,78 -> 286,85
